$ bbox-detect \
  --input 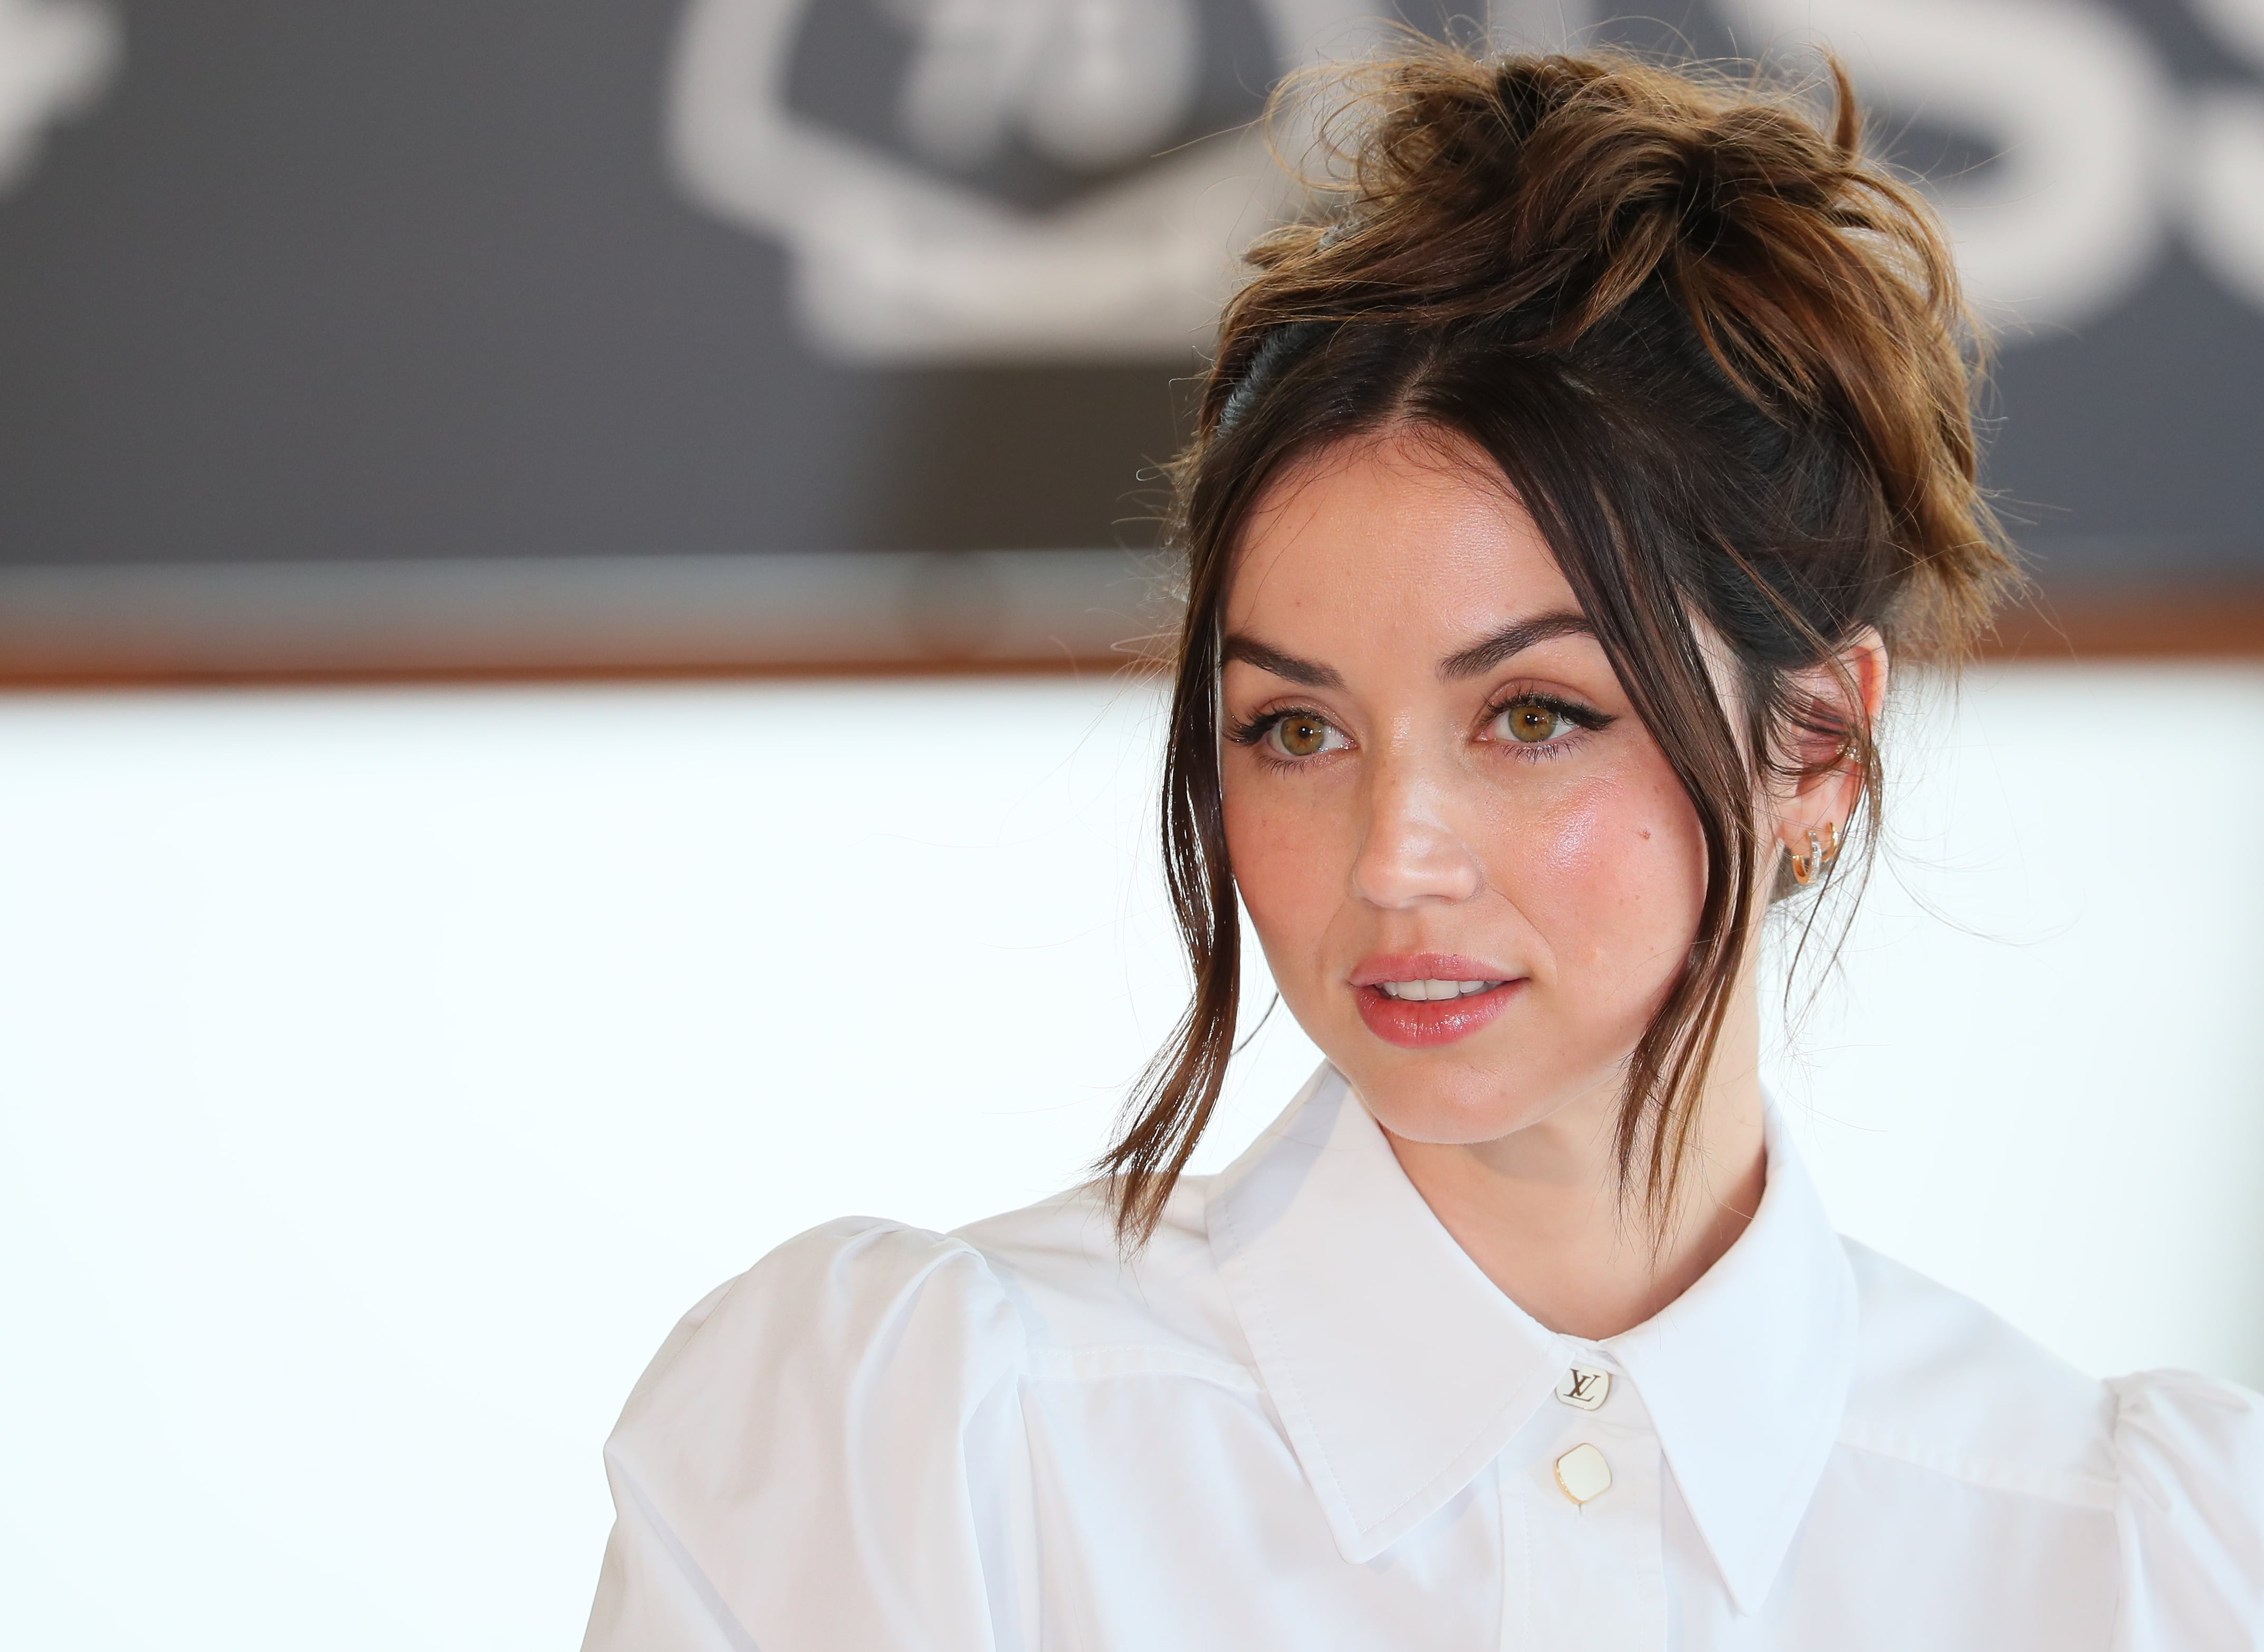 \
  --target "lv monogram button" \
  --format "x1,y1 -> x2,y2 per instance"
1554,1365 -> 1610,1411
